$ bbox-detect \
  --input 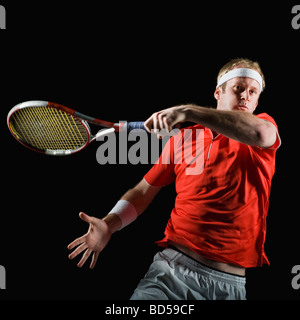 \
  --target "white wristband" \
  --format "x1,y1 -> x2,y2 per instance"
108,200 -> 138,230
